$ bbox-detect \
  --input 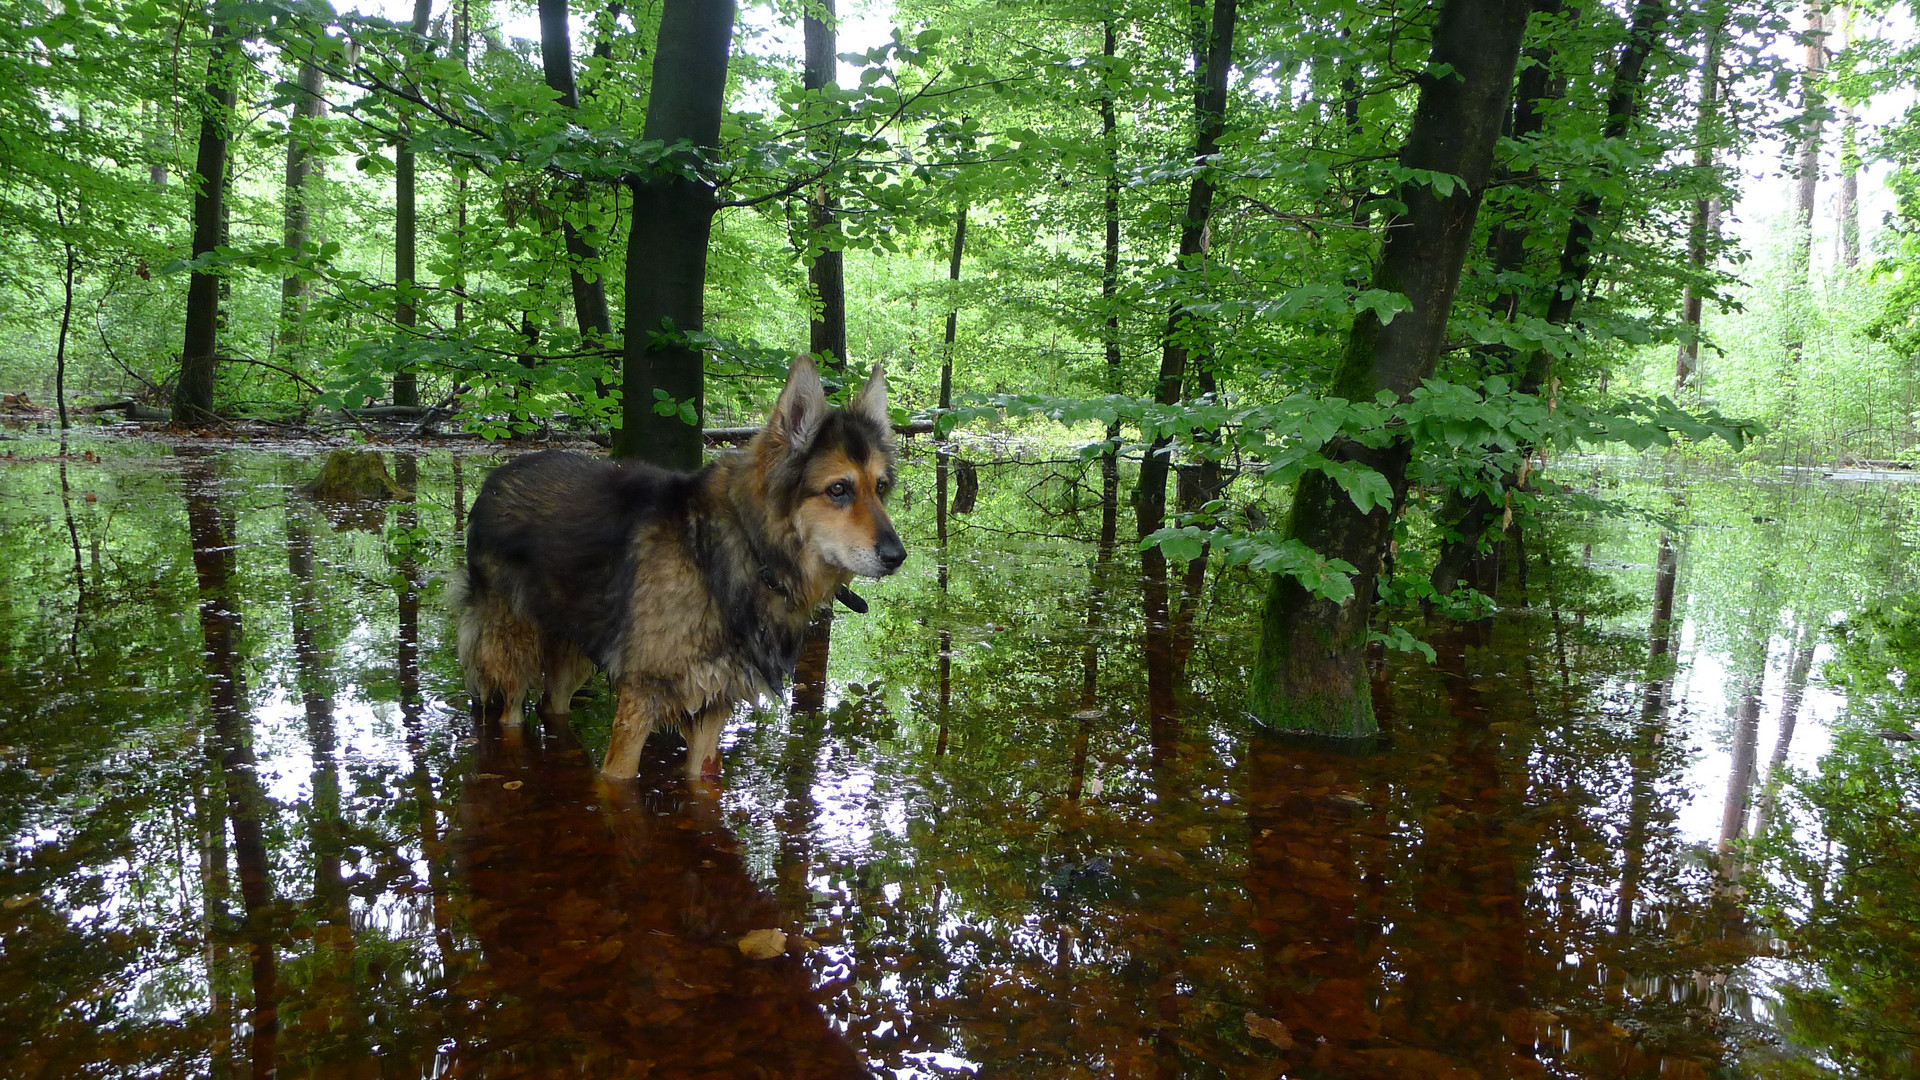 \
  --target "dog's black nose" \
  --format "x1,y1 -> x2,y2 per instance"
877,533 -> 907,573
